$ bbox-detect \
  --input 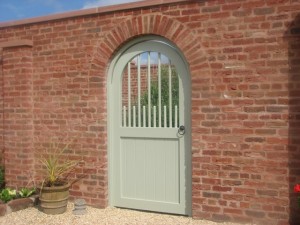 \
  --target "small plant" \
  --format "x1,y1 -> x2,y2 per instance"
0,187 -> 35,203
38,138 -> 81,215
40,139 -> 80,188
18,187 -> 36,198
0,188 -> 16,203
